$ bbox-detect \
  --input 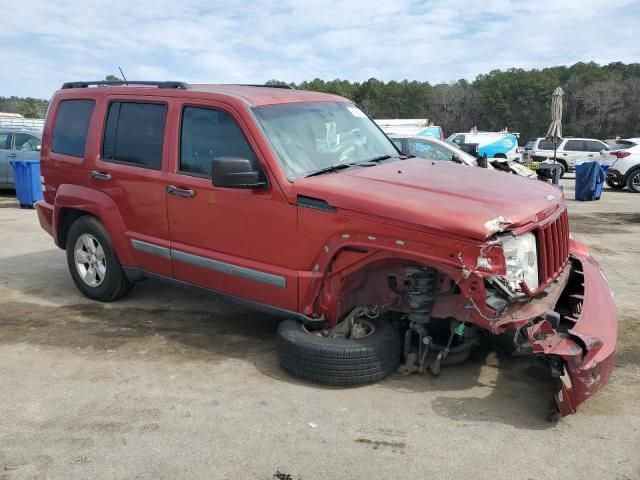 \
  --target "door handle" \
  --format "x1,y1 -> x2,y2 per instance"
90,170 -> 111,181
167,185 -> 195,198
7,153 -> 17,158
